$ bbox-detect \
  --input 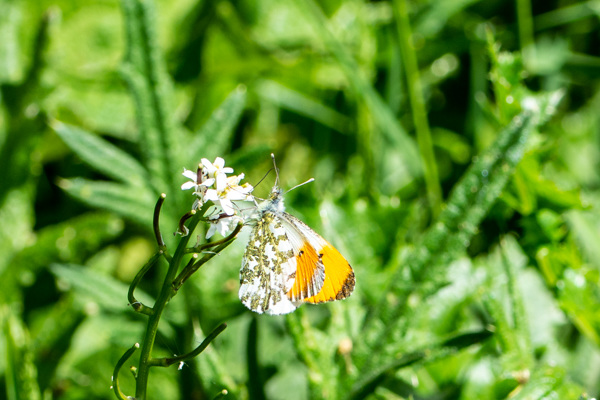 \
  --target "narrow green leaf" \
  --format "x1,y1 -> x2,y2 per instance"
256,80 -> 350,134
0,187 -> 35,276
49,264 -> 131,312
416,0 -> 480,37
121,0 -> 177,193
11,212 -> 124,274
59,178 -> 155,228
186,85 -> 248,164
30,298 -> 85,391
0,212 -> 124,308
394,0 -> 442,216
4,311 -> 41,400
51,121 -> 149,187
